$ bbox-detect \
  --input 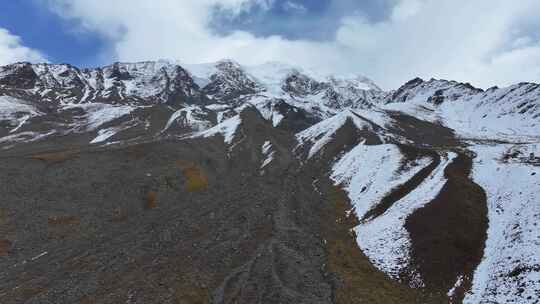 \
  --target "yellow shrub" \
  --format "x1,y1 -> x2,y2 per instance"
176,161 -> 208,192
